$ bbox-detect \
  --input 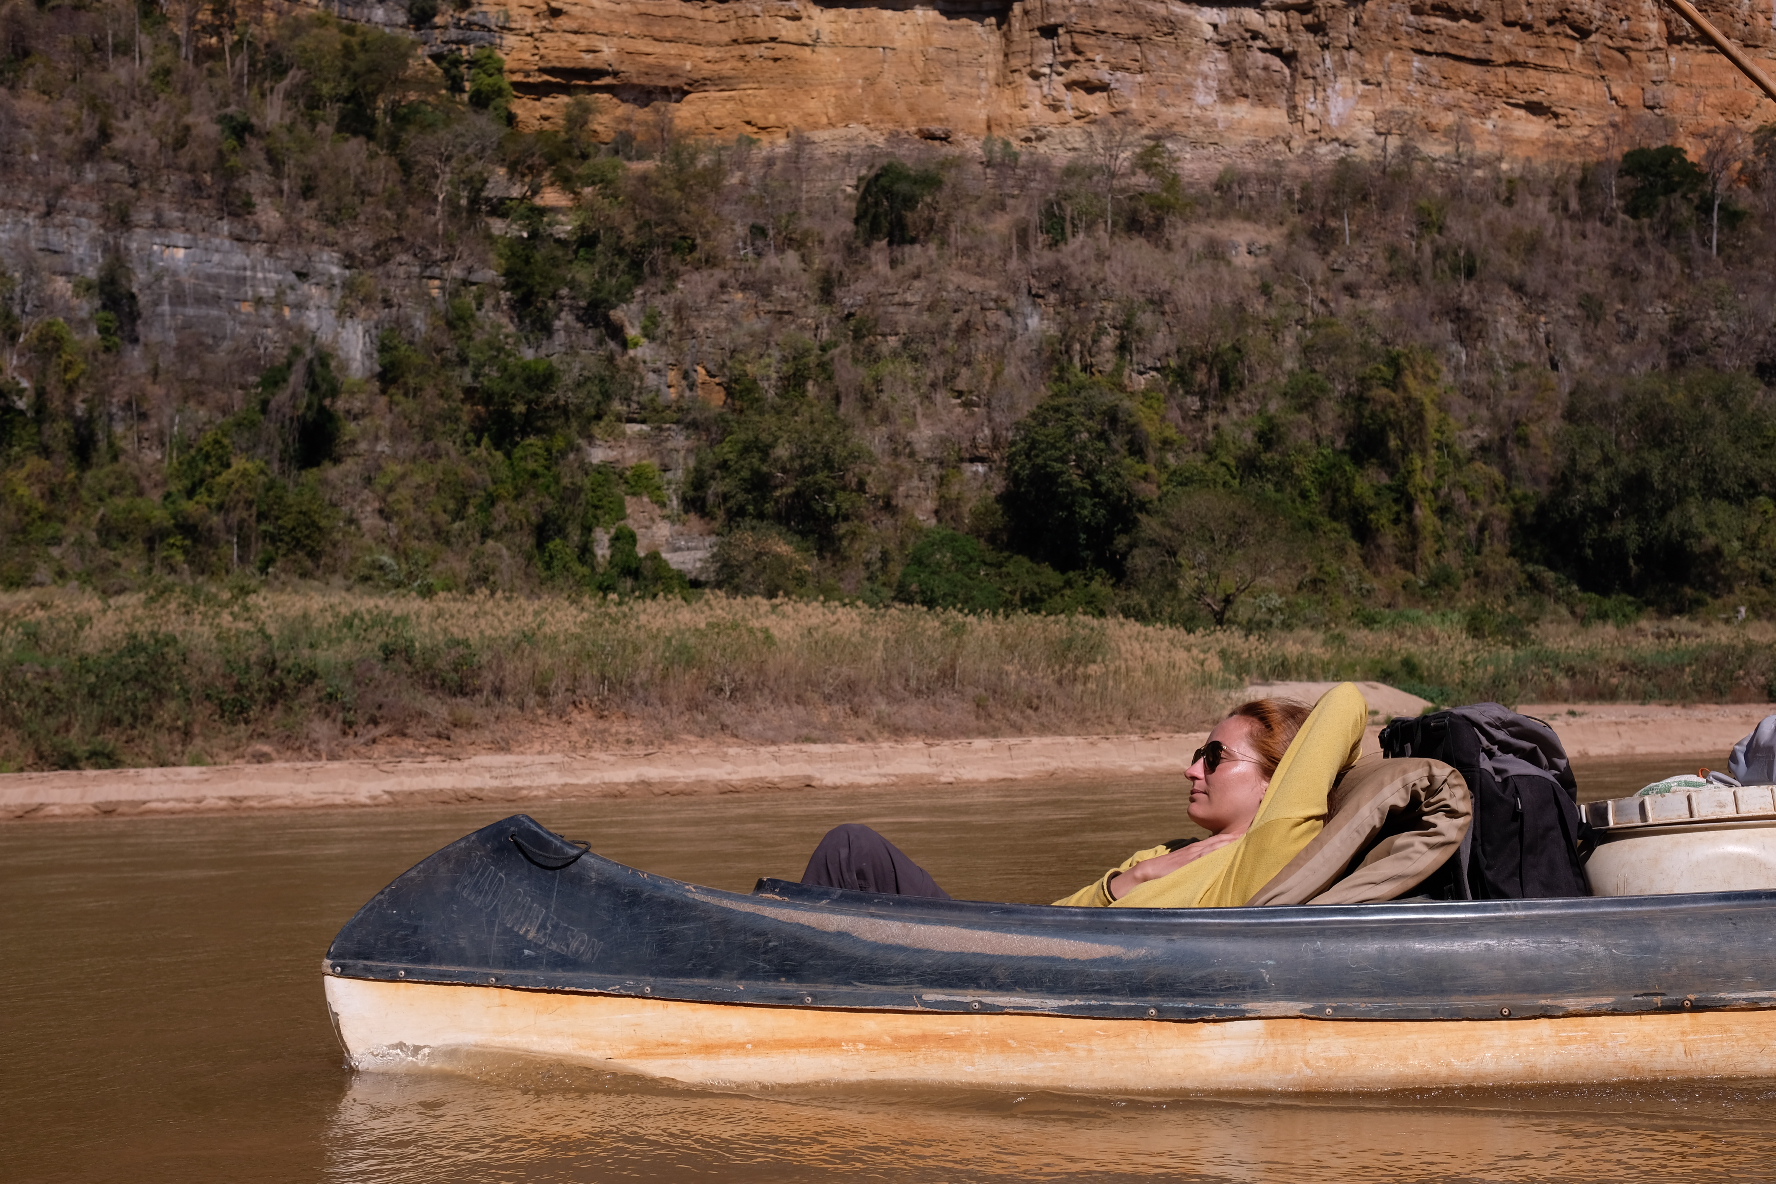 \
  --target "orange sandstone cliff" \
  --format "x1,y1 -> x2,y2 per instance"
398,0 -> 1776,156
